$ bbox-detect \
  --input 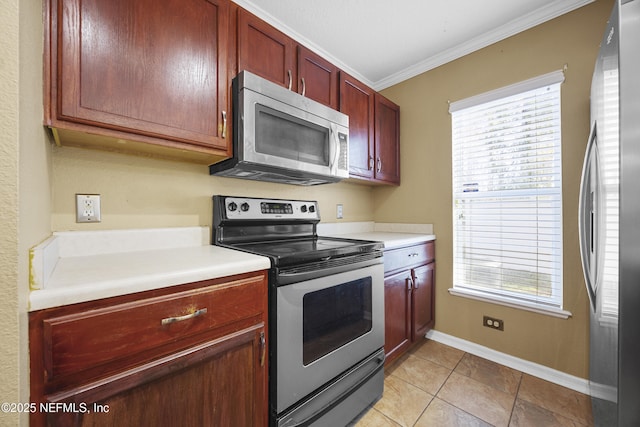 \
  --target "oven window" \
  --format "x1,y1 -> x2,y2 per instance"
302,277 -> 372,365
255,104 -> 330,166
